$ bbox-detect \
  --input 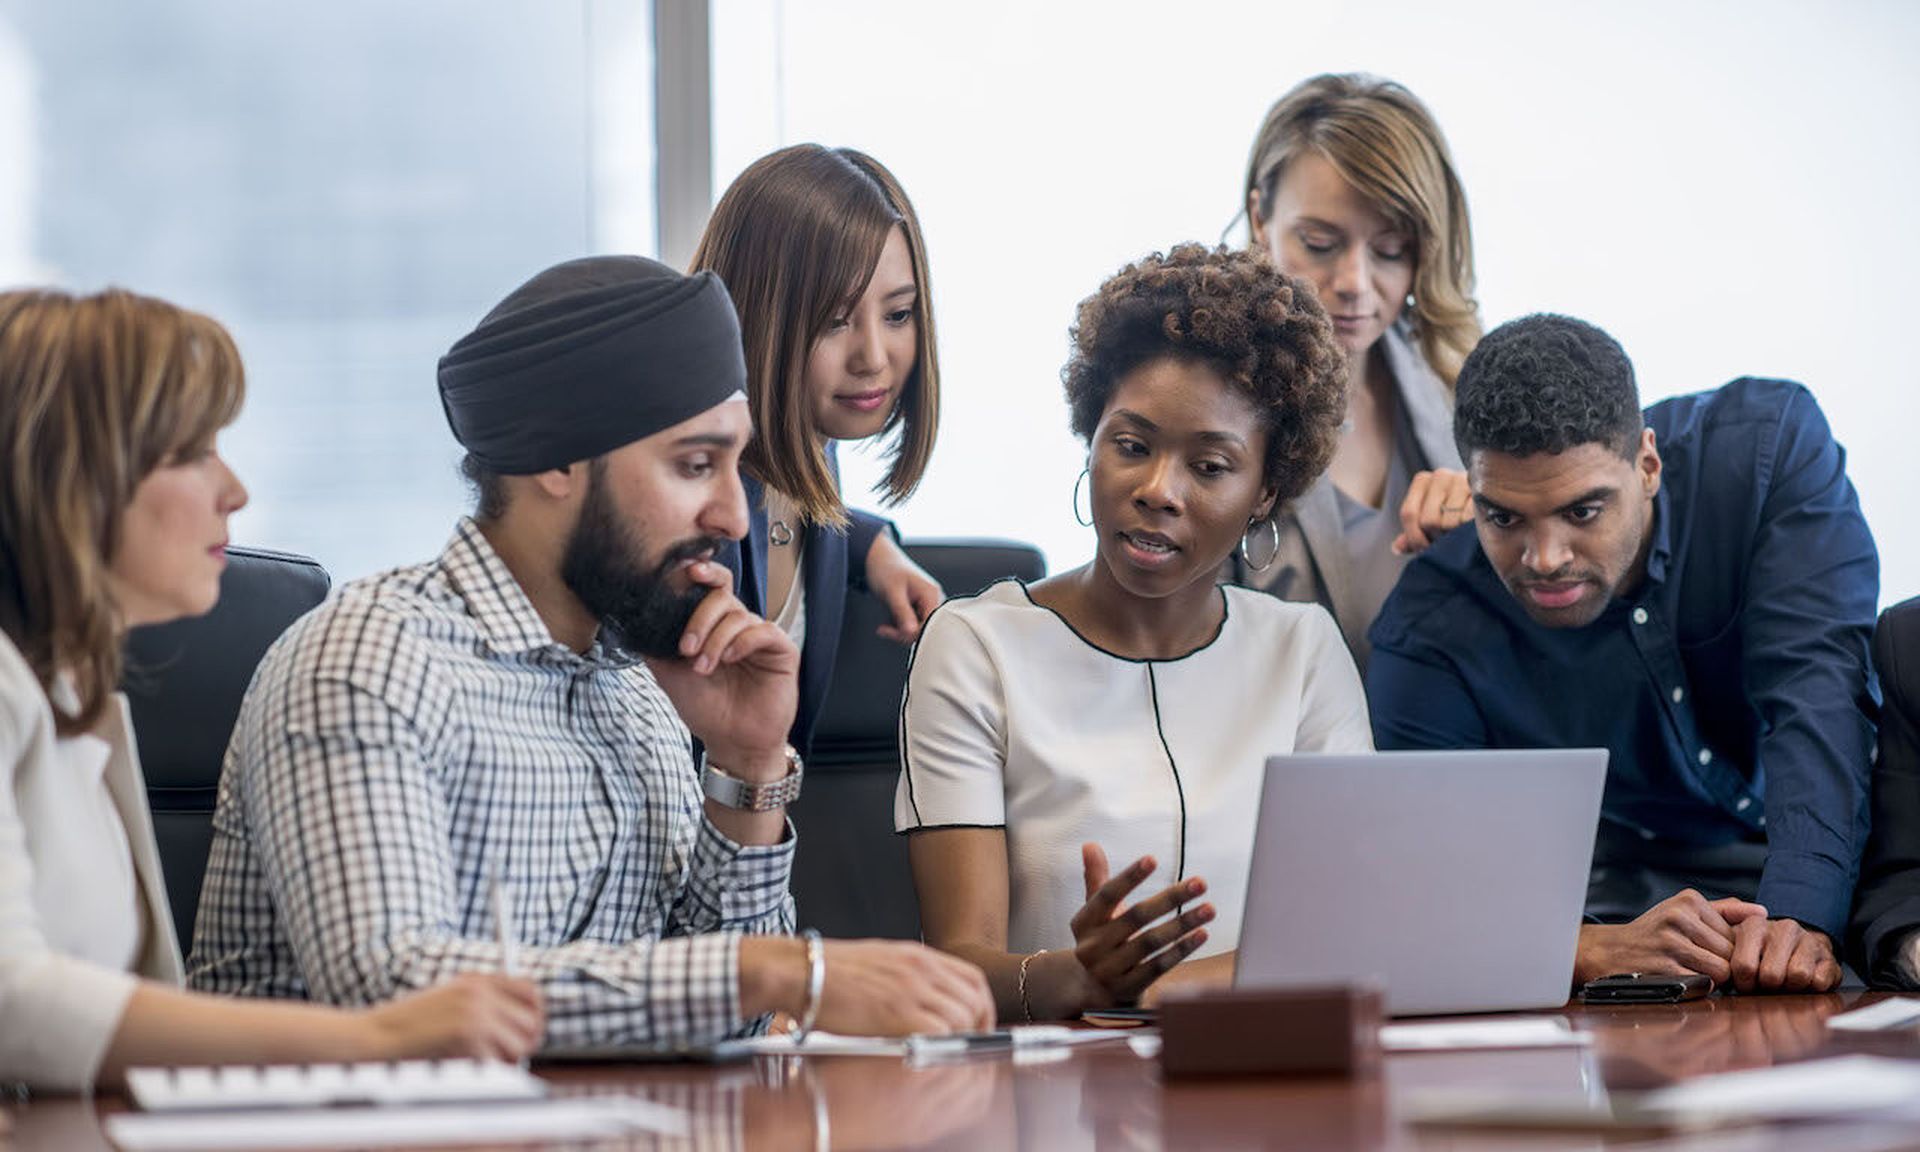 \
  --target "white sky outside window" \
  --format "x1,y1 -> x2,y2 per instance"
713,0 -> 1920,607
